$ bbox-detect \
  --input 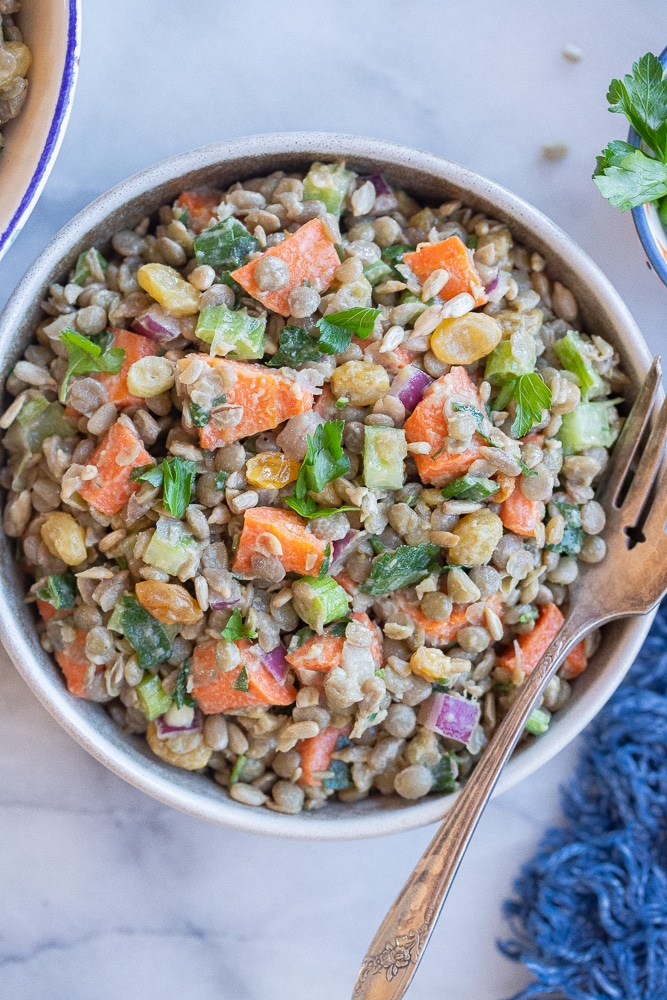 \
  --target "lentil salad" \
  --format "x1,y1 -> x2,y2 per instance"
0,0 -> 31,156
0,162 -> 626,814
